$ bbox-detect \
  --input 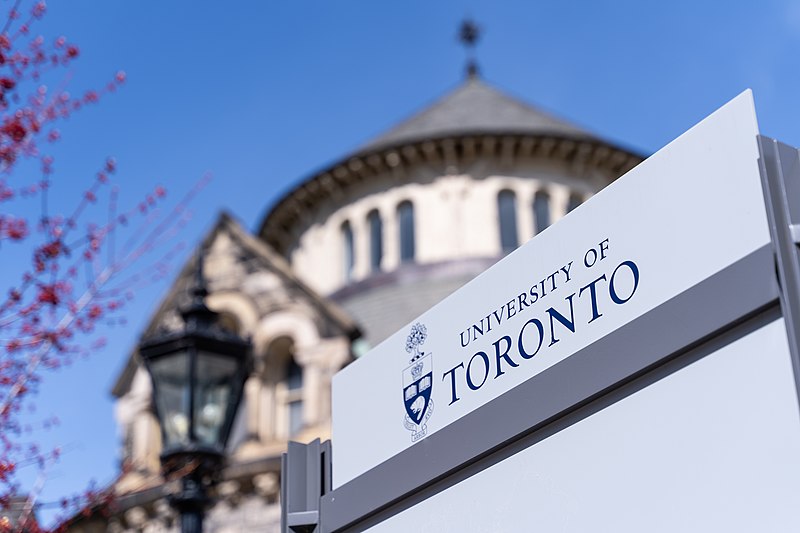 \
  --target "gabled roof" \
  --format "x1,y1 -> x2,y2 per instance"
111,211 -> 360,398
362,77 -> 595,152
